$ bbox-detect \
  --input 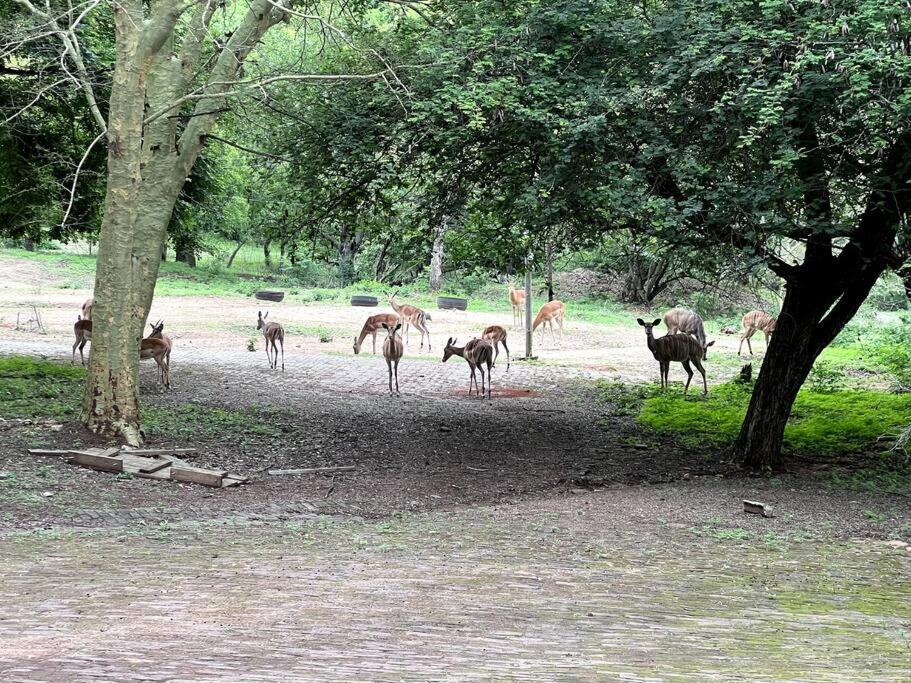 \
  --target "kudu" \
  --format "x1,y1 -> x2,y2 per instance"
739,311 -> 777,355
663,307 -> 709,360
638,318 -> 715,395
